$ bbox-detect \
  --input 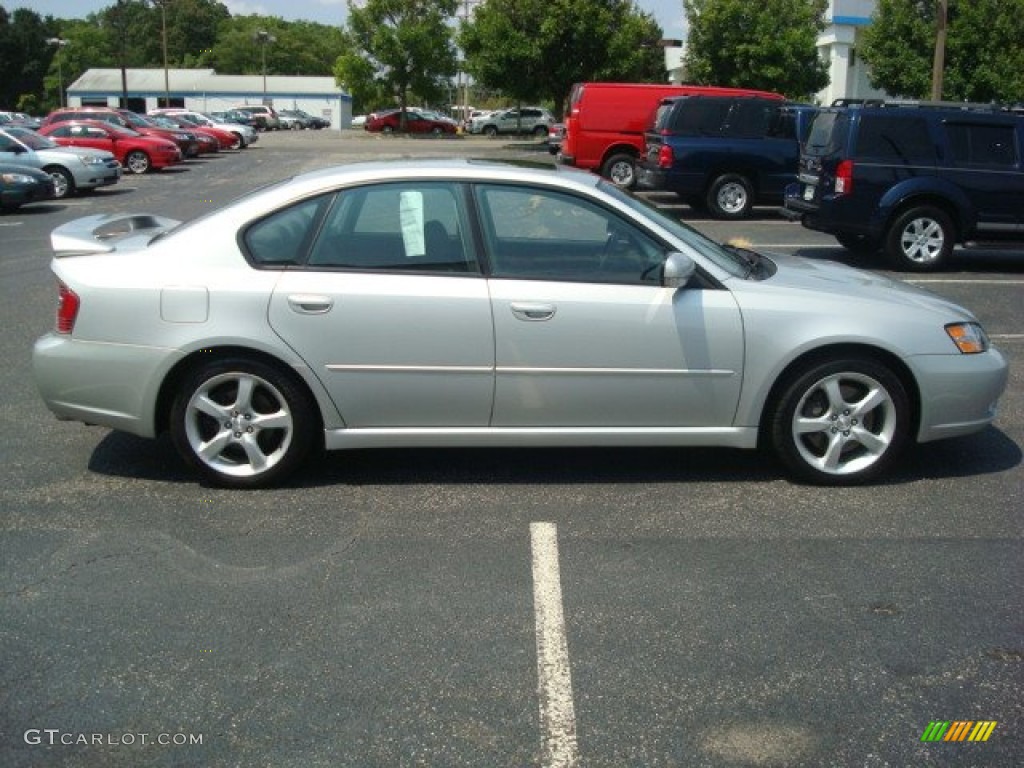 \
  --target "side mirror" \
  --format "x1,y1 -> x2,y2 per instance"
662,251 -> 696,288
